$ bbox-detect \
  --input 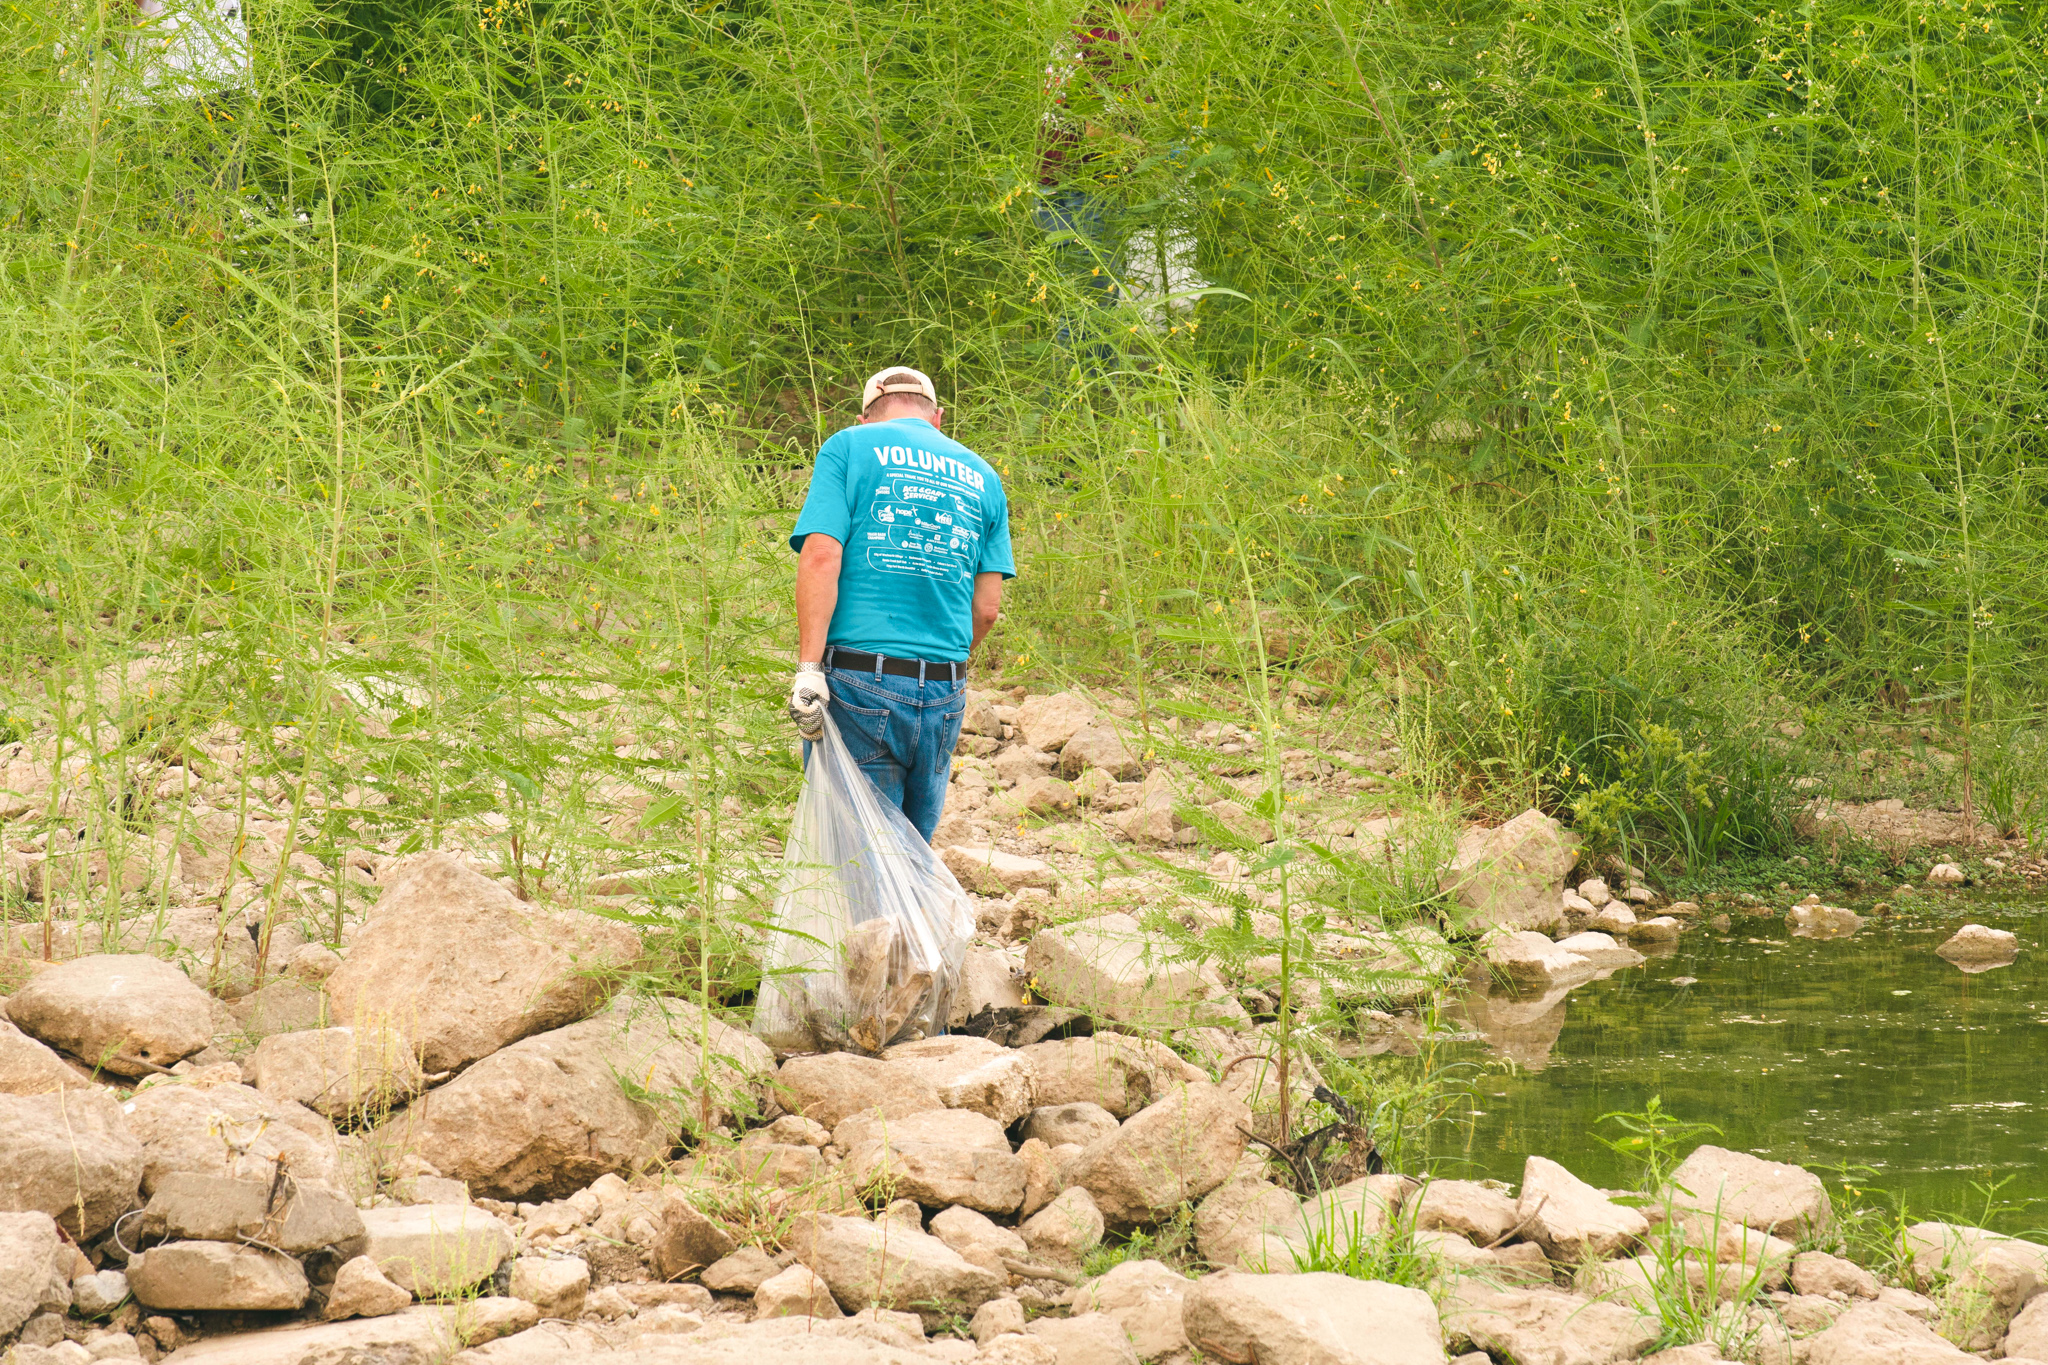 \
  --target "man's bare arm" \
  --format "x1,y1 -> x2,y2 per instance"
796,534 -> 844,663
970,572 -> 1004,659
